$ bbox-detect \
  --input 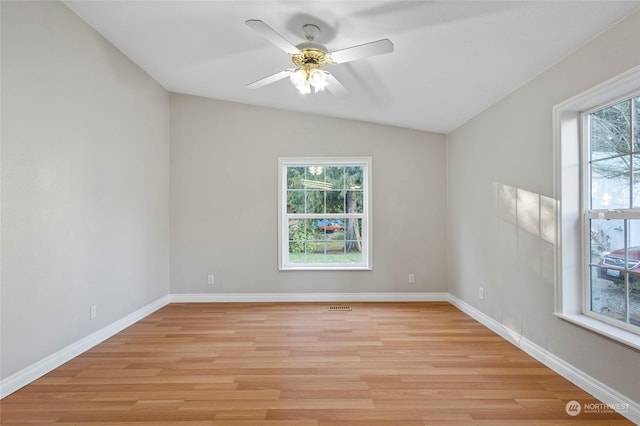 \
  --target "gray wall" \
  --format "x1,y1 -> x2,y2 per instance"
170,94 -> 447,295
1,1 -> 170,378
447,10 -> 640,402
